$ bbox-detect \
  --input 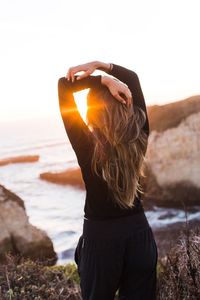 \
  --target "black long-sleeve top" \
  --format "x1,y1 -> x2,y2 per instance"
58,64 -> 149,220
